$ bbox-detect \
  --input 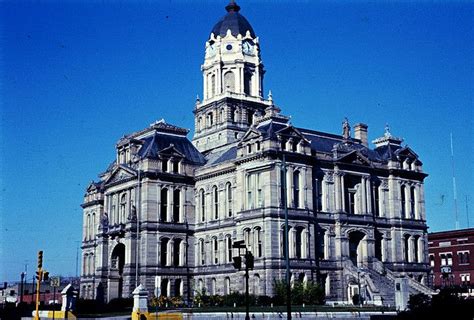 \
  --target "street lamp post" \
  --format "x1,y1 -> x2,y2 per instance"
281,154 -> 292,320
232,240 -> 254,320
